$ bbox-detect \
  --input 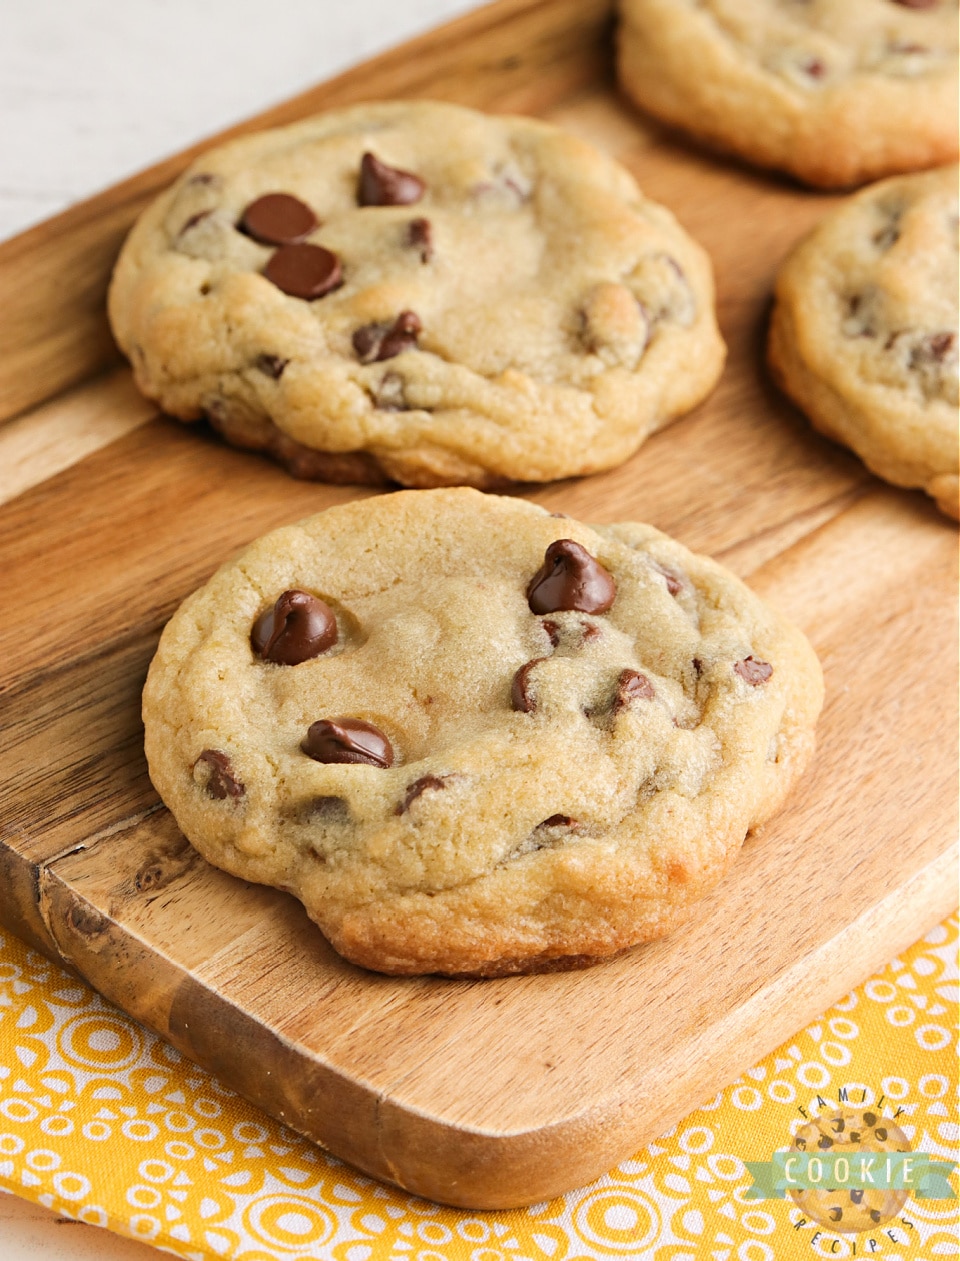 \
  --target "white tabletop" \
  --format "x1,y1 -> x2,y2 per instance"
0,0 -> 481,244
1,3 -> 480,1254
